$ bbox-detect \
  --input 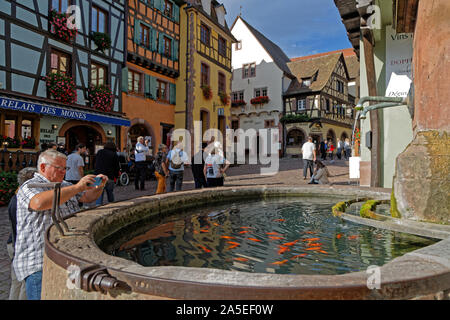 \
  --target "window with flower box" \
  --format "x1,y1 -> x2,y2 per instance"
254,87 -> 267,98
218,72 -> 226,94
201,63 -> 209,87
92,5 -> 108,33
128,70 -> 142,94
91,63 -> 107,86
51,49 -> 71,75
